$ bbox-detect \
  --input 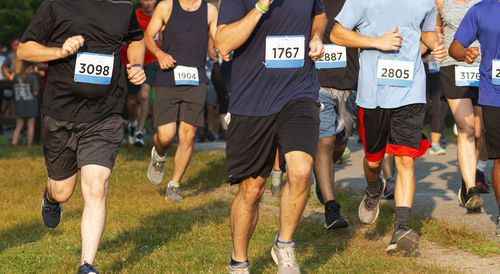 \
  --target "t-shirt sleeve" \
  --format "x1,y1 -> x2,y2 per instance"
454,6 -> 478,48
217,0 -> 247,26
421,1 -> 437,32
313,0 -> 325,16
27,73 -> 39,93
124,7 -> 144,42
20,0 -> 56,45
335,0 -> 363,30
